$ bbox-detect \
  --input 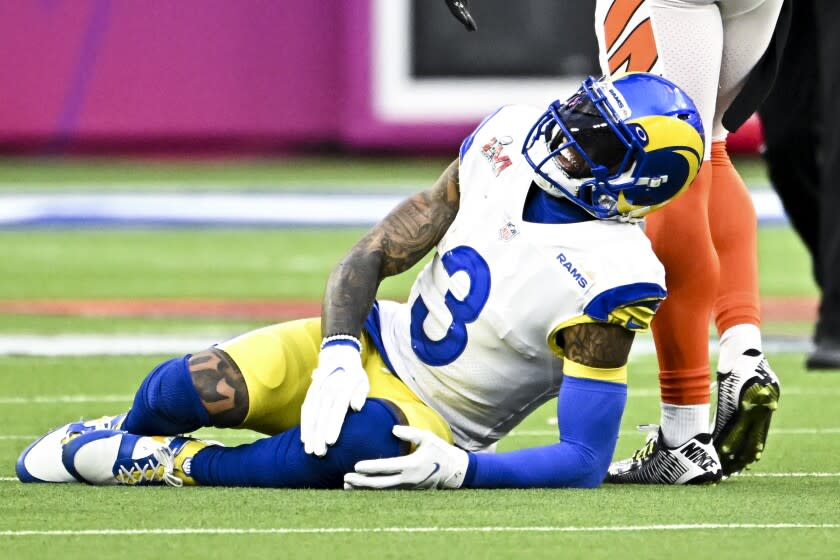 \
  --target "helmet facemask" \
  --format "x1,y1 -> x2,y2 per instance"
523,77 -> 650,220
